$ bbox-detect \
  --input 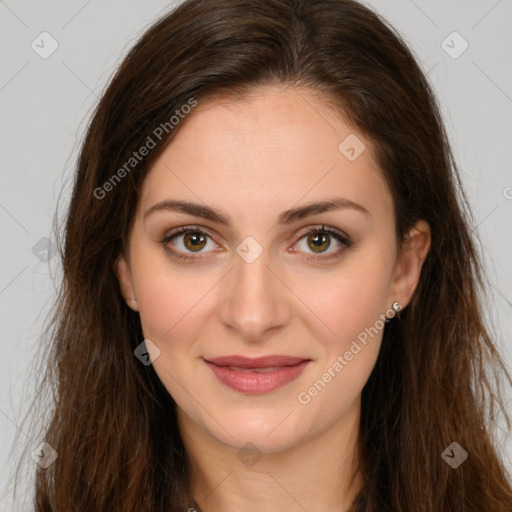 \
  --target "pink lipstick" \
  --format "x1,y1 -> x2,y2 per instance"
204,355 -> 310,394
